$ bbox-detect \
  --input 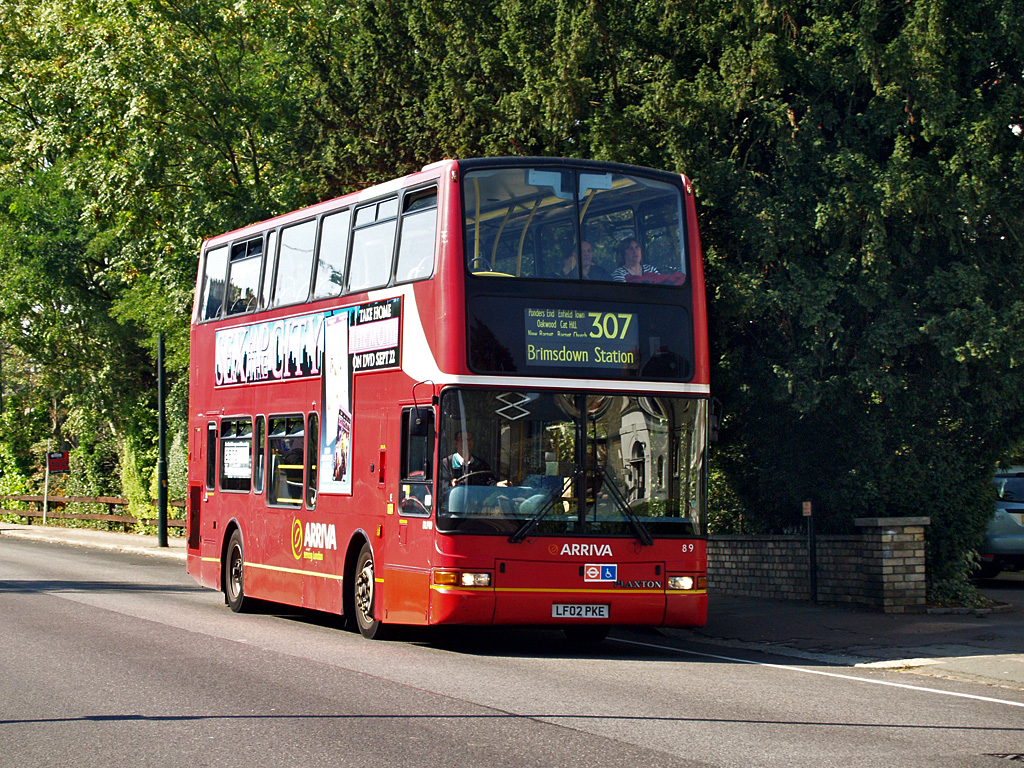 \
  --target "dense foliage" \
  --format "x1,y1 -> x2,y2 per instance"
0,0 -> 1021,593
